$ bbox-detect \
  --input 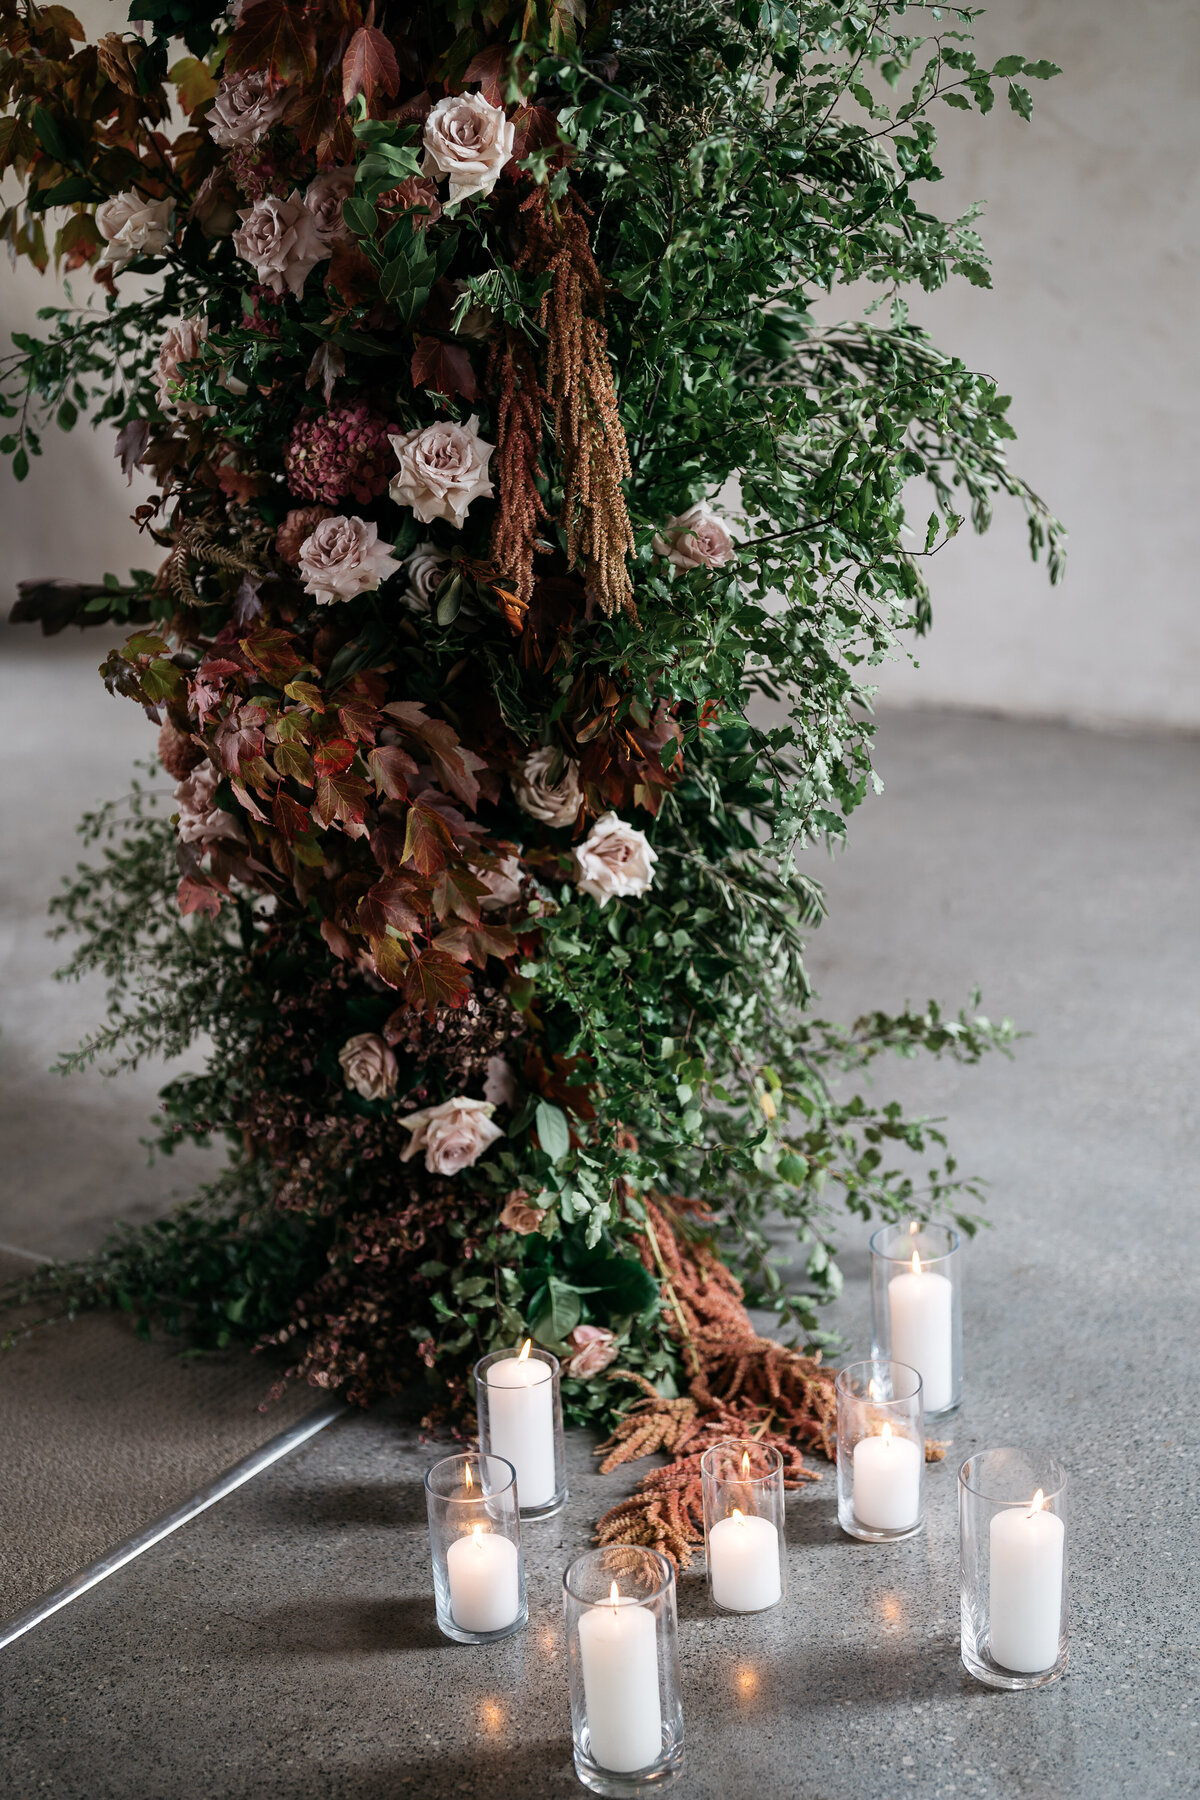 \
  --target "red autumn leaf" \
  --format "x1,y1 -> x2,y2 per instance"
435,921 -> 518,969
357,872 -> 424,940
402,947 -> 471,1017
342,24 -> 400,106
241,627 -> 304,684
335,693 -> 382,744
431,865 -> 487,925
410,335 -> 479,404
383,700 -> 484,809
313,769 -> 370,831
367,743 -> 418,800
282,86 -> 337,154
273,788 -> 313,842
177,874 -> 225,918
226,0 -> 317,80
214,705 -> 267,774
237,754 -> 277,795
402,796 -> 454,877
312,736 -> 357,777
462,43 -> 508,107
284,678 -> 326,712
320,917 -> 357,963
368,808 -> 409,870
370,933 -> 410,989
231,778 -> 270,825
273,739 -> 314,786
509,104 -> 563,168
